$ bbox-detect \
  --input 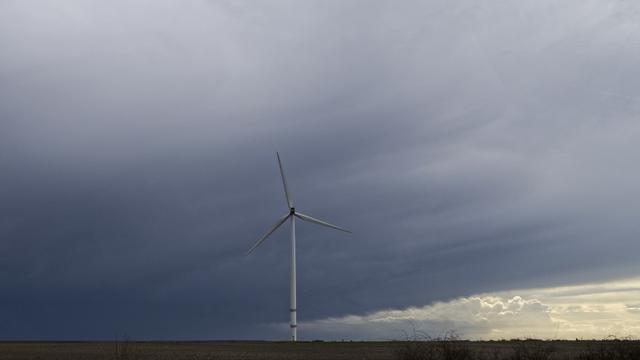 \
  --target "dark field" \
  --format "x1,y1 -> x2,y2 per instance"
0,340 -> 639,360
